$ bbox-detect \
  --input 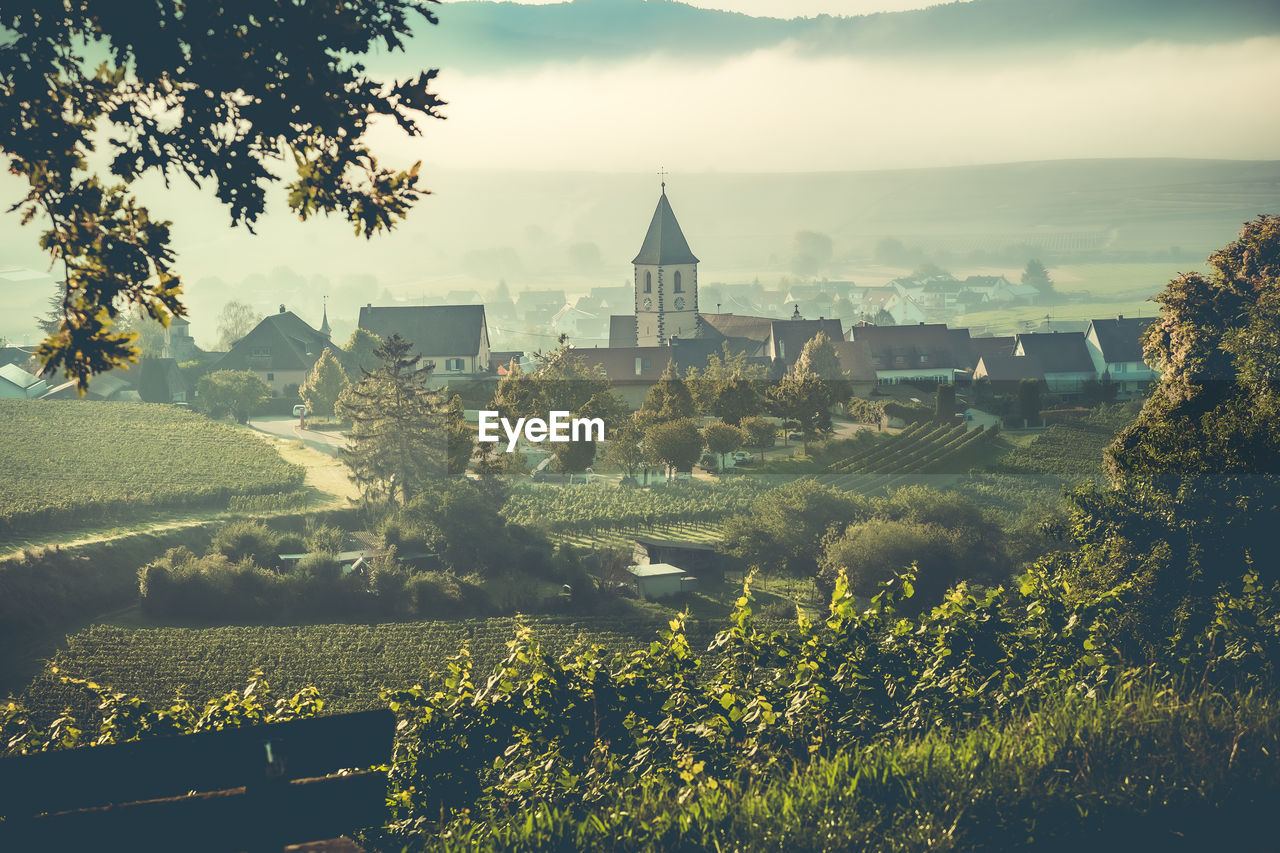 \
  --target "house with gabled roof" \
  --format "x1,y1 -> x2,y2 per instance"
1012,331 -> 1095,396
963,275 -> 1015,304
763,317 -> 846,369
850,323 -> 973,385
1084,315 -> 1157,398
215,304 -> 332,397
973,353 -> 1045,394
358,304 -> 491,386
